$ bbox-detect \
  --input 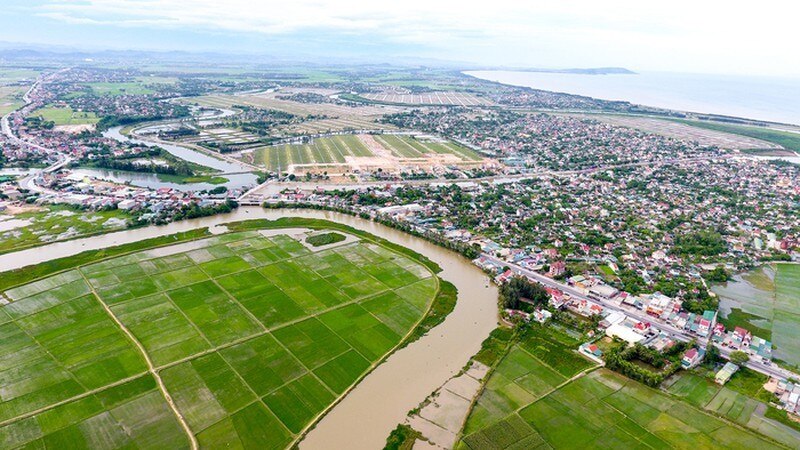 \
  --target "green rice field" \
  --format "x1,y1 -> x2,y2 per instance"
244,134 -> 483,171
666,372 -> 799,447
457,326 -> 787,449
772,264 -> 800,367
459,326 -> 596,441
0,230 -> 438,449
